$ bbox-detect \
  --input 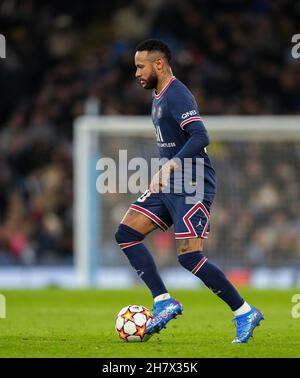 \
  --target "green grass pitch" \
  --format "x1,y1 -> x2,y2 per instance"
0,288 -> 299,358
